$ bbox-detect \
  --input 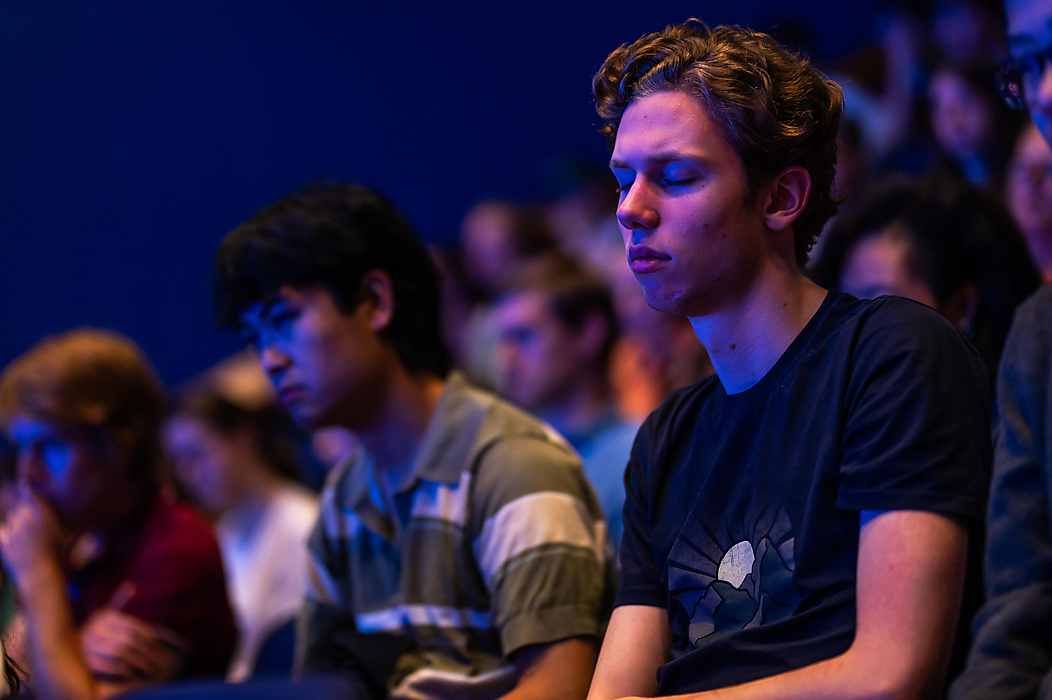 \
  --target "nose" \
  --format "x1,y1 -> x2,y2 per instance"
15,445 -> 44,488
258,344 -> 291,377
616,183 -> 660,233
